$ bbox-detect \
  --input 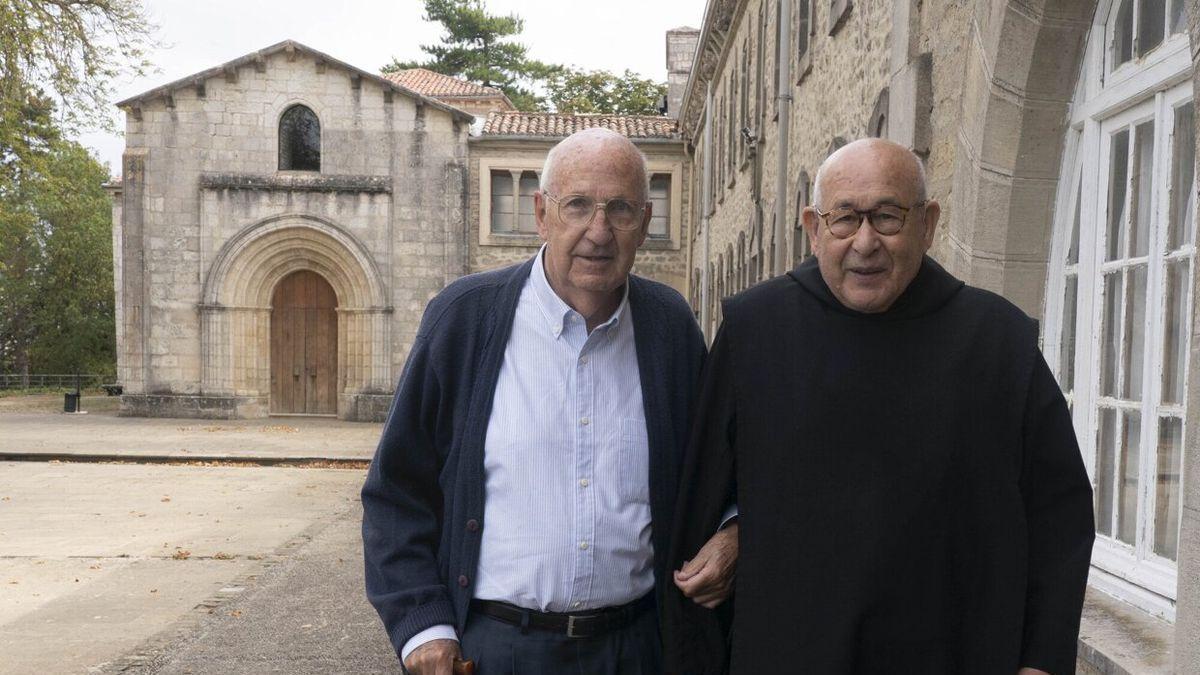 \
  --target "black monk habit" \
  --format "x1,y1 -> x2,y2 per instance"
664,256 -> 1095,675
